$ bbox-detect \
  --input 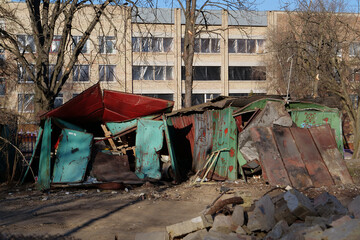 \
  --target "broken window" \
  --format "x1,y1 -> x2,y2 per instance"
99,36 -> 116,54
228,66 -> 266,81
50,35 -> 61,53
73,65 -> 89,82
17,35 -> 36,53
18,63 -> 34,83
72,36 -> 88,53
18,94 -> 34,112
99,65 -> 116,82
181,66 -> 221,81
0,77 -> 5,96
132,66 -> 174,80
54,93 -> 63,108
